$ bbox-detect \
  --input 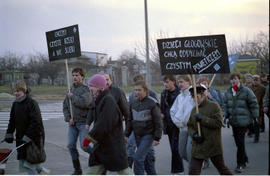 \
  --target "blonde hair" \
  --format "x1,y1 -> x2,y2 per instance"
177,75 -> 192,85
12,80 -> 27,92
